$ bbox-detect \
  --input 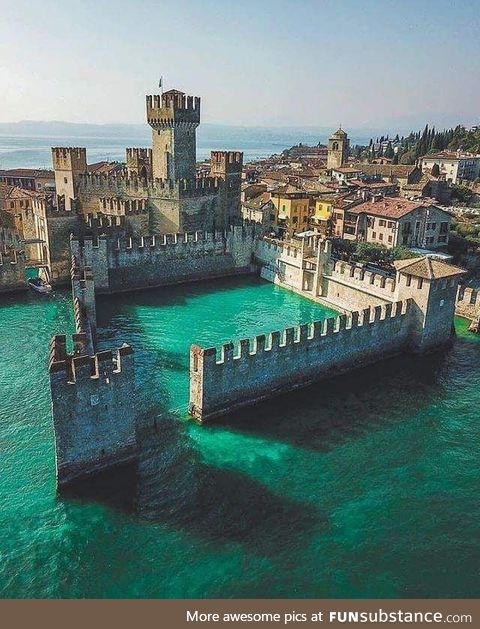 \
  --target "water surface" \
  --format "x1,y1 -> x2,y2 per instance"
0,276 -> 479,598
